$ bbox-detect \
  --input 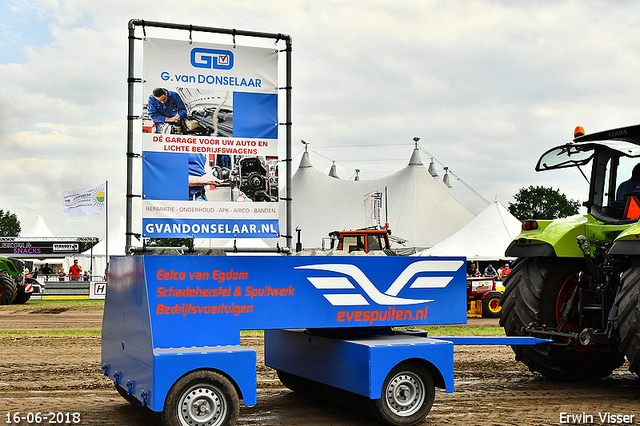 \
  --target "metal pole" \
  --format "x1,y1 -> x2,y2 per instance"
125,21 -> 136,252
125,20 -> 292,250
285,37 -> 293,250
